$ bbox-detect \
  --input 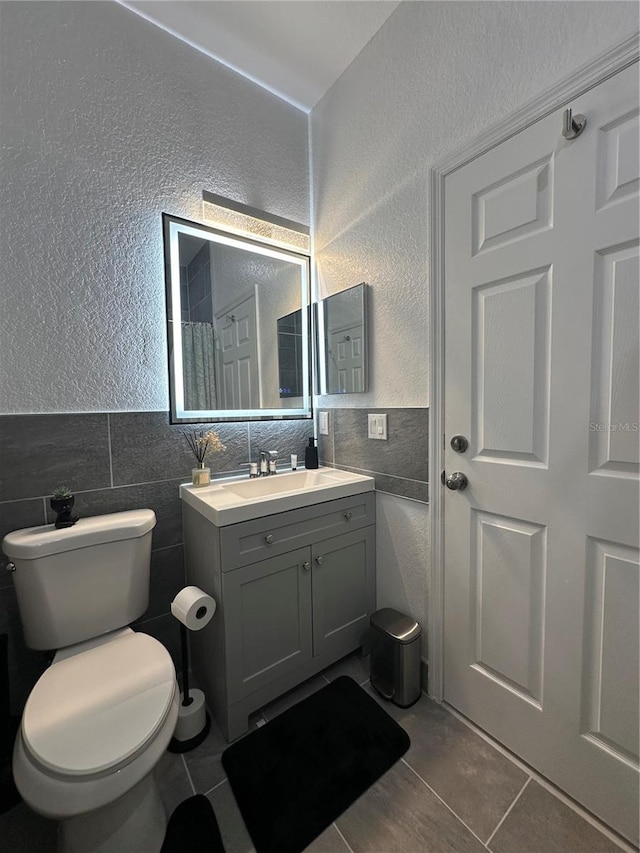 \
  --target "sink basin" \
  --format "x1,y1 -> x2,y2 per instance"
223,470 -> 340,499
180,467 -> 374,525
